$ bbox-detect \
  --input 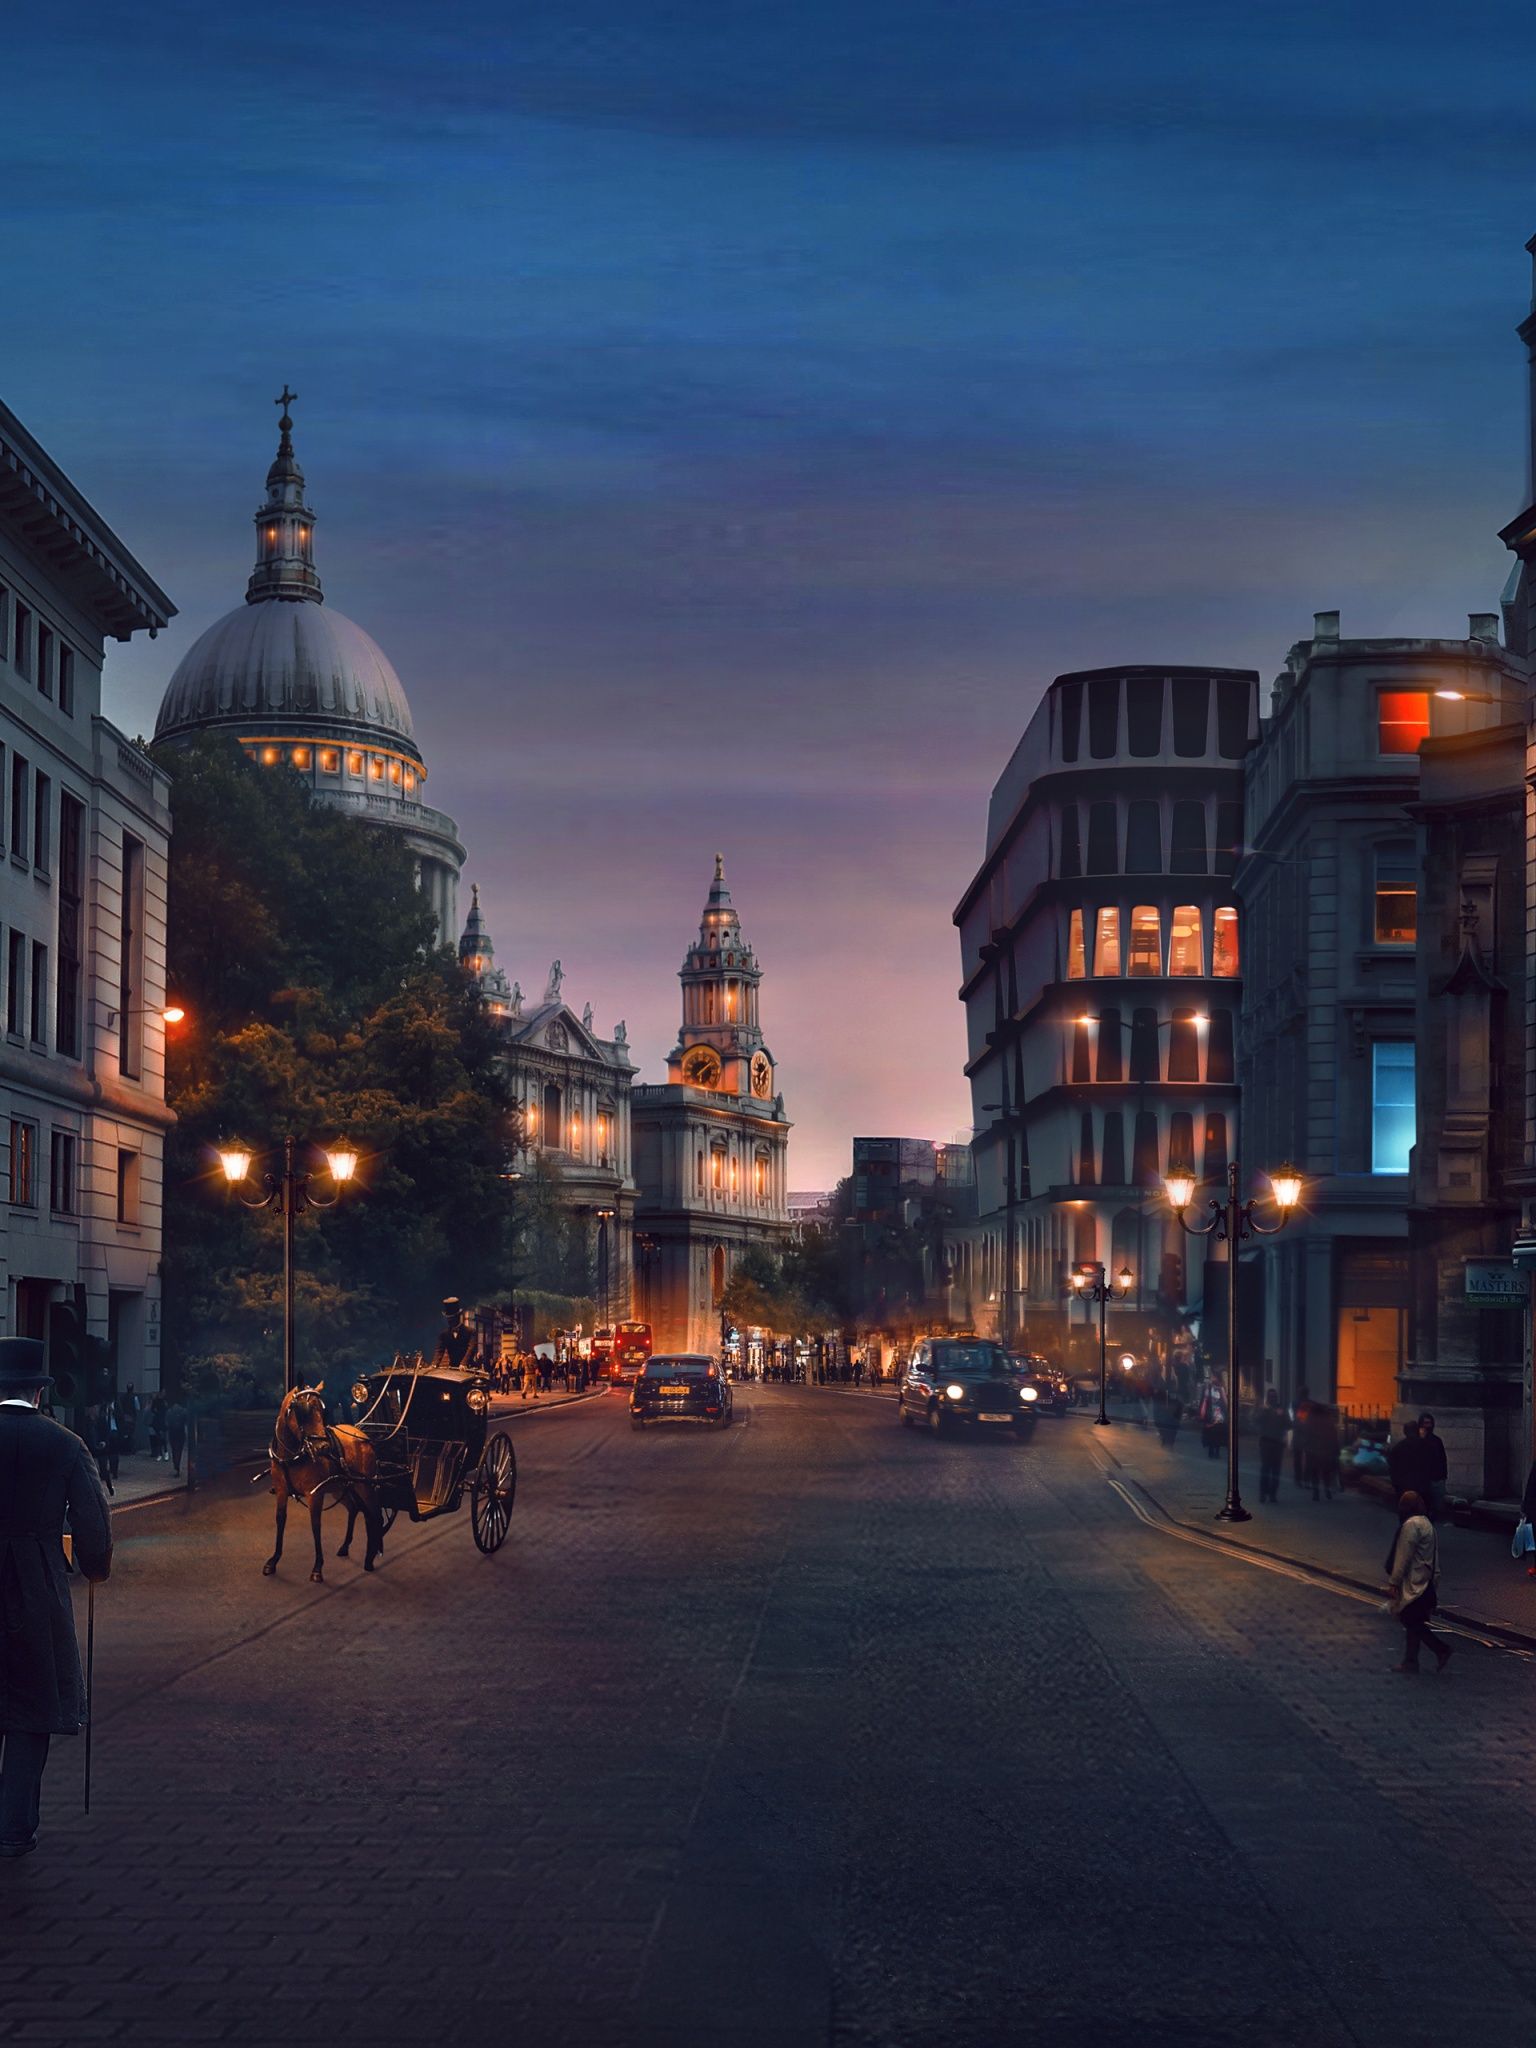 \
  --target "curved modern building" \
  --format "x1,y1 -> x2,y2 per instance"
954,664 -> 1258,1360
154,397 -> 464,940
